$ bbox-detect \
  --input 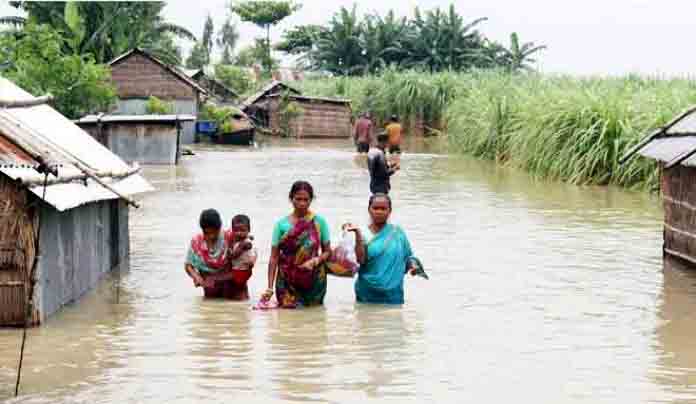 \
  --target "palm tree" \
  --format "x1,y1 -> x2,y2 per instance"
502,32 -> 546,72
360,11 -> 410,74
313,6 -> 364,75
402,6 -> 487,72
